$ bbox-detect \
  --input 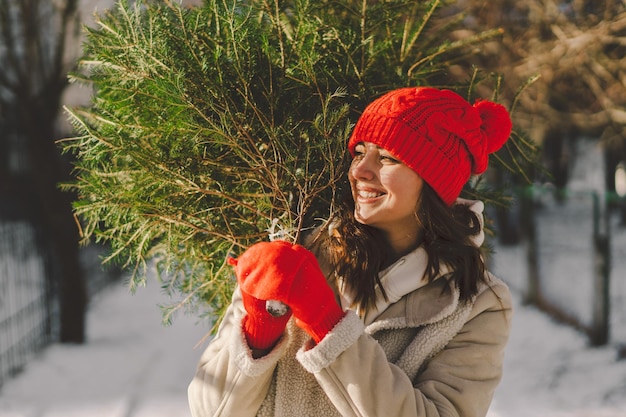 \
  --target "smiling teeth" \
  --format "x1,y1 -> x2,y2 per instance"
359,191 -> 383,198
